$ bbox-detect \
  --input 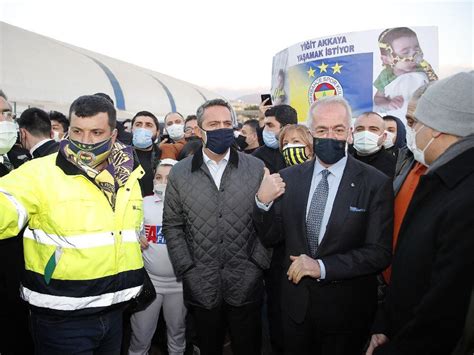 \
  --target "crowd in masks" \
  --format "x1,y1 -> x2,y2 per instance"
0,70 -> 473,355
